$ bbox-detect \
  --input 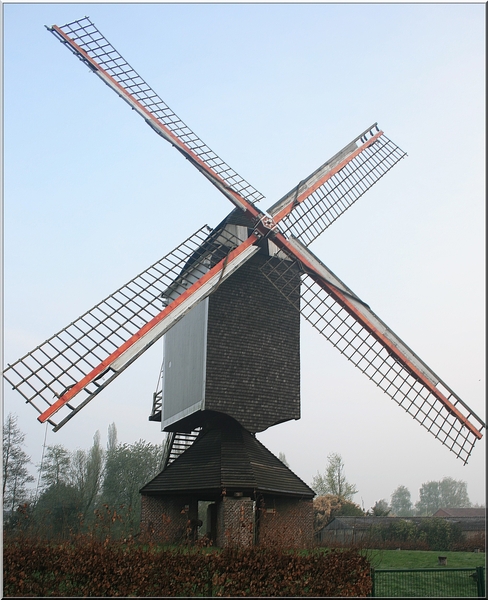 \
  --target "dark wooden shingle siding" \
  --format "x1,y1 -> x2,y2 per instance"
205,252 -> 301,432
141,427 -> 223,495
141,418 -> 314,498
